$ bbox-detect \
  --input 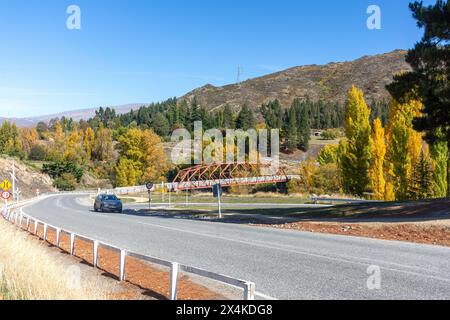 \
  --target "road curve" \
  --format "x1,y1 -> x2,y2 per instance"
22,194 -> 450,300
